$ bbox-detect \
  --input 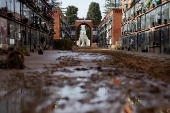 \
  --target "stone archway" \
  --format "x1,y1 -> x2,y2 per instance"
75,18 -> 93,47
